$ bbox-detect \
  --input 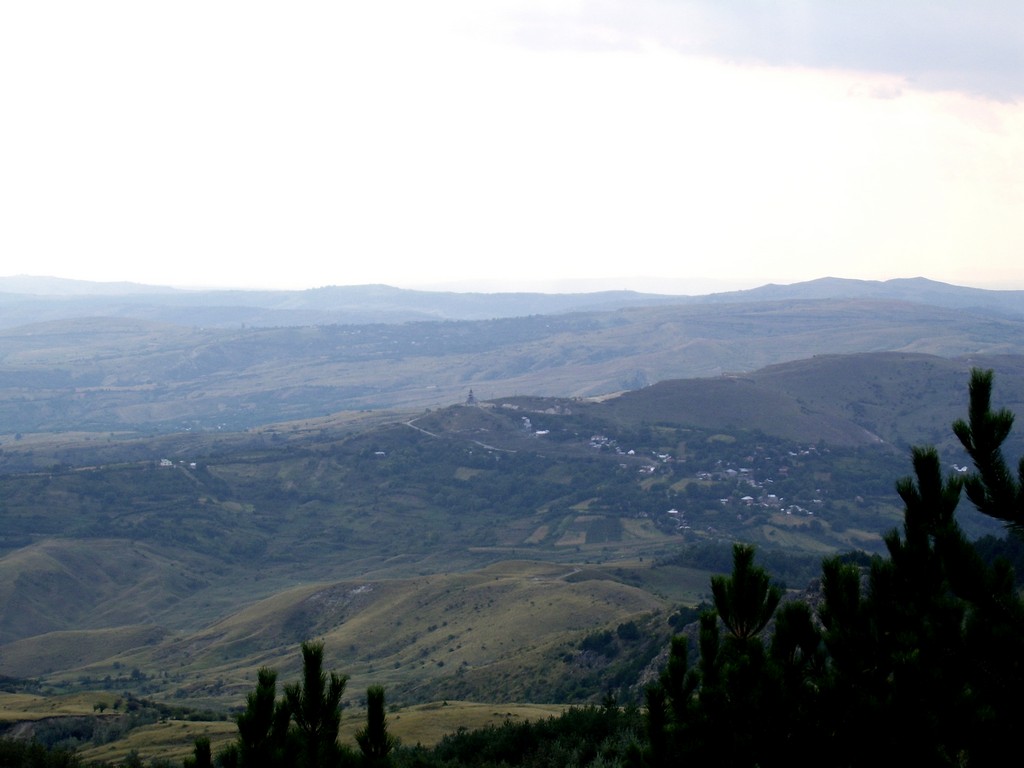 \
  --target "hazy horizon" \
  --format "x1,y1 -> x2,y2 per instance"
3,271 -> 1023,297
3,2 -> 1022,293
